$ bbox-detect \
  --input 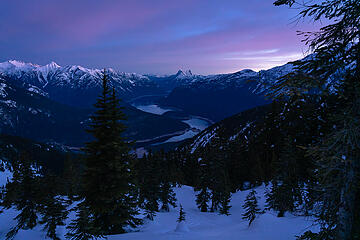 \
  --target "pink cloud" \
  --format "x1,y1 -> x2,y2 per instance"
0,0 -> 323,74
